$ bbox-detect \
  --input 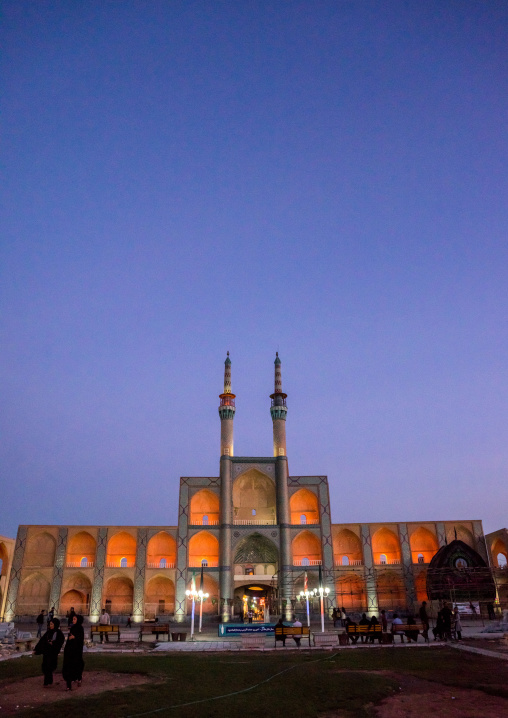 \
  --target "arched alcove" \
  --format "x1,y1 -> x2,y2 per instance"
106,531 -> 136,567
66,531 -> 96,567
376,571 -> 406,610
455,525 -> 474,548
372,528 -> 401,565
104,576 -> 133,615
336,573 -> 366,611
24,532 -> 56,567
190,489 -> 220,525
0,542 -> 8,576
491,538 -> 508,568
292,531 -> 322,565
186,574 -> 218,615
17,573 -> 51,616
147,531 -> 176,568
414,571 -> 428,602
333,529 -> 363,565
290,489 -> 319,525
145,575 -> 175,617
232,469 -> 276,523
409,527 -> 439,564
233,533 -> 279,573
188,531 -> 219,567
61,572 -> 92,614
